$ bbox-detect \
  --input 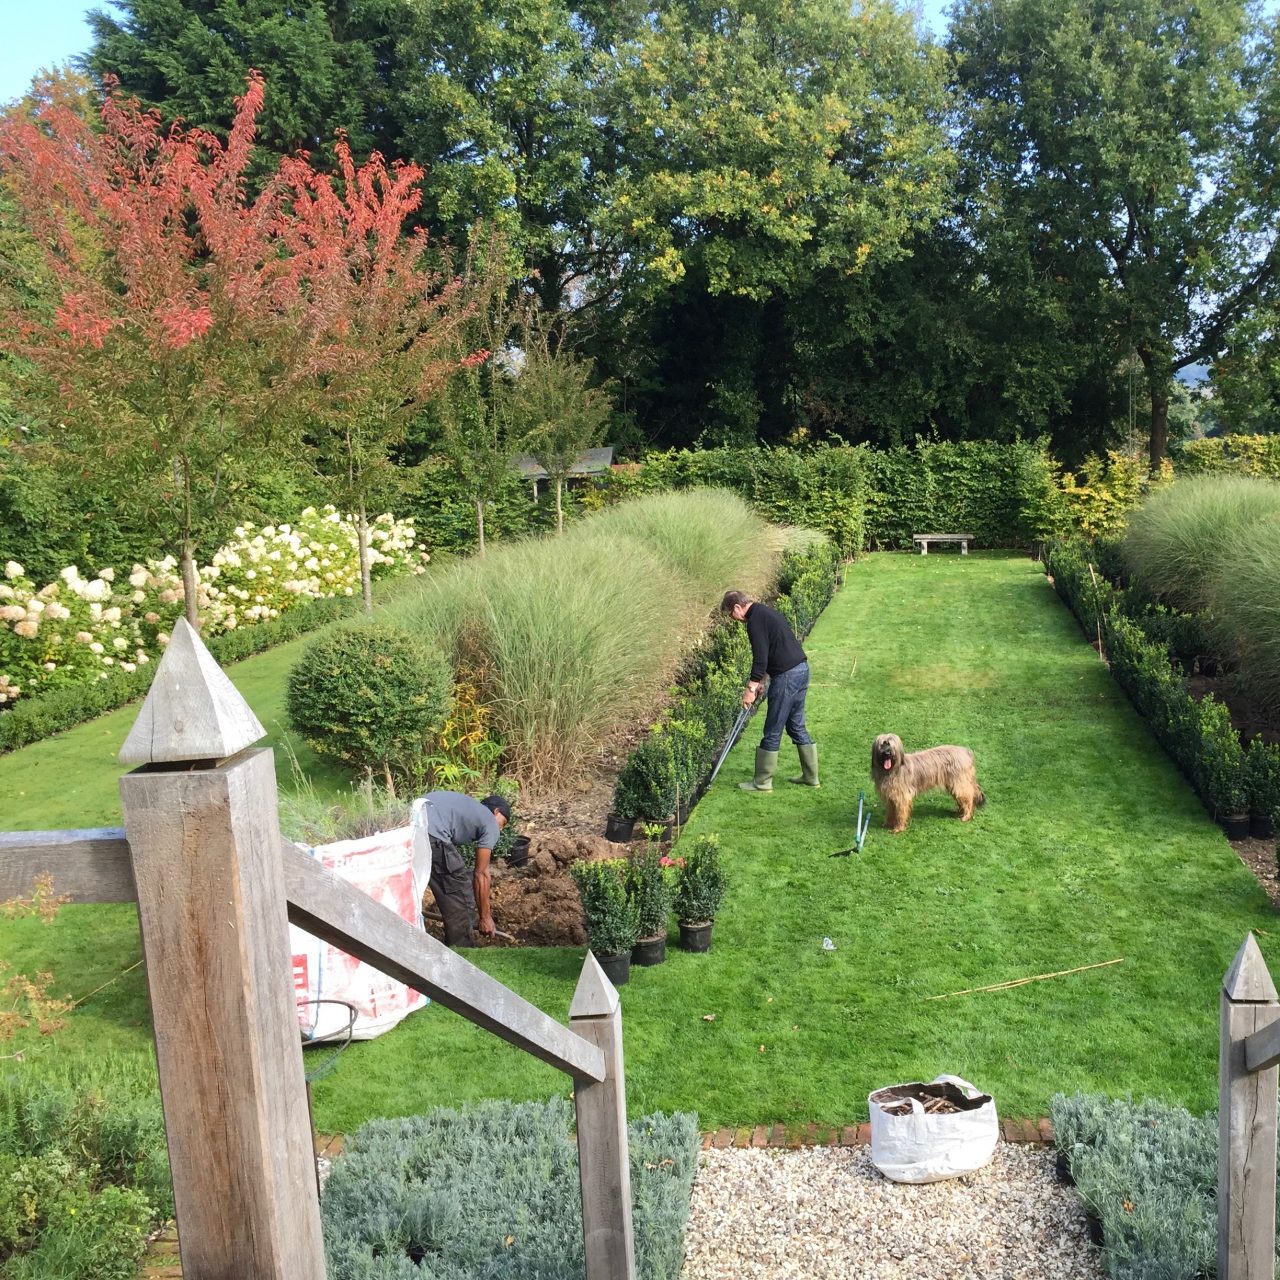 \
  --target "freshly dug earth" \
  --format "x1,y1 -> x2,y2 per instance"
423,831 -> 635,947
